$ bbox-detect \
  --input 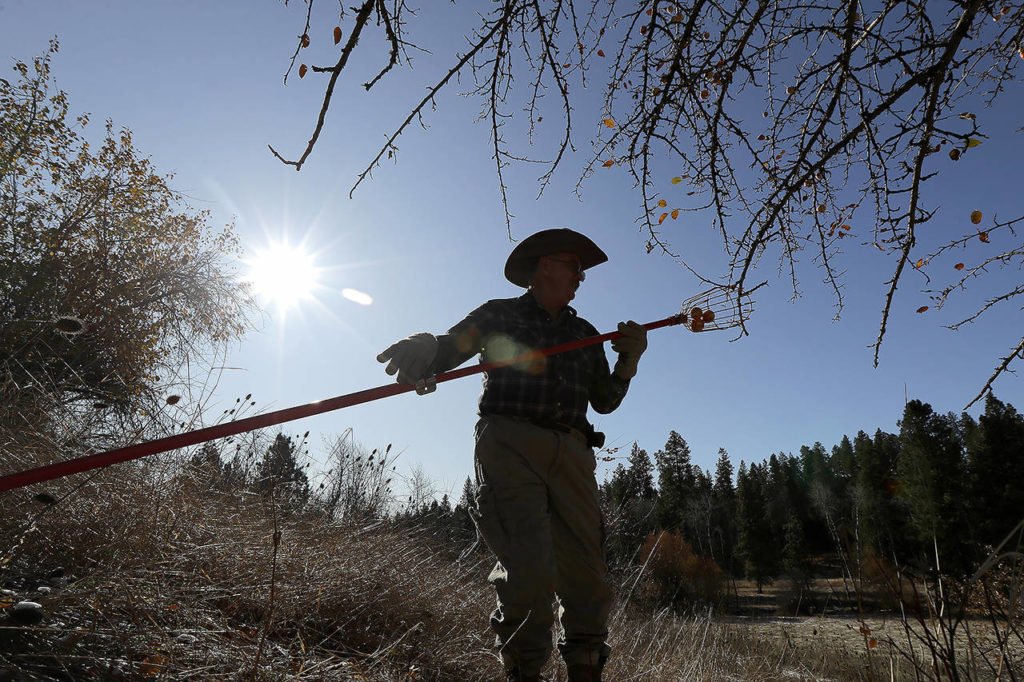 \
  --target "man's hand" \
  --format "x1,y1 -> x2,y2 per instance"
611,321 -> 647,380
376,333 -> 438,386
